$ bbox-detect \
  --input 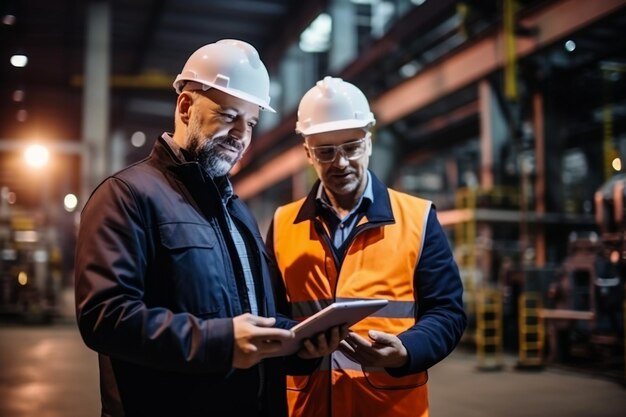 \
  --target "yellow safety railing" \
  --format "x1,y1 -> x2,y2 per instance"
475,288 -> 504,370
518,292 -> 544,367
454,186 -> 521,331
455,188 -> 478,323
